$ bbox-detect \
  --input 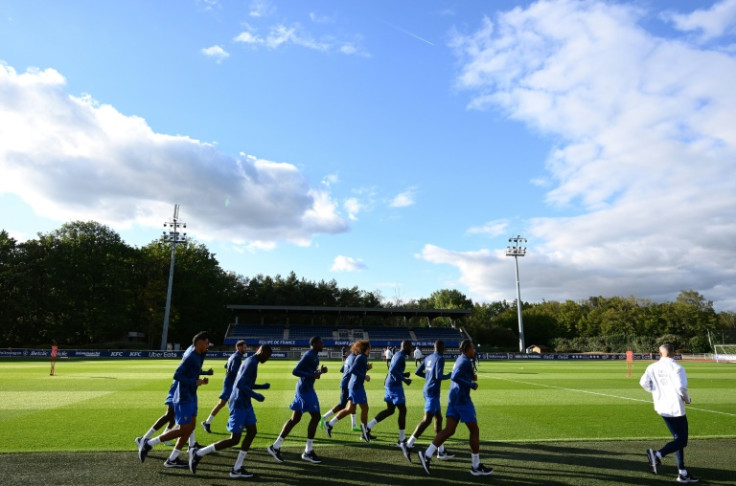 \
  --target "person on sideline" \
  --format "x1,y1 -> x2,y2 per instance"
189,345 -> 272,479
321,345 -> 359,431
417,340 -> 493,477
400,339 -> 454,462
384,346 -> 393,368
268,336 -> 328,464
138,331 -> 211,468
413,345 -> 423,367
324,340 -> 373,442
364,340 -> 413,444
201,340 -> 248,433
640,343 -> 698,483
50,340 -> 58,376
